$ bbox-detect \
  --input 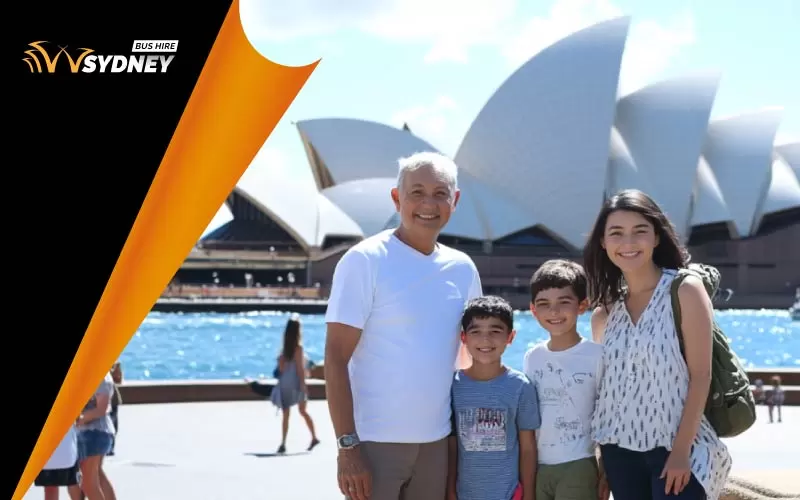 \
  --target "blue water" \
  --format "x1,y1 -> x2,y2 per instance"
119,309 -> 799,381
